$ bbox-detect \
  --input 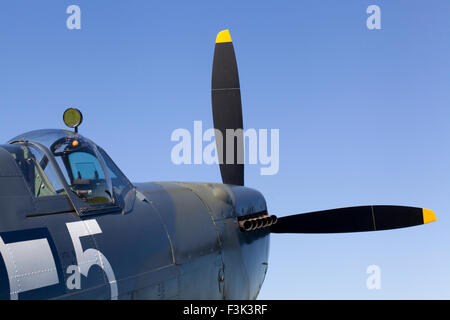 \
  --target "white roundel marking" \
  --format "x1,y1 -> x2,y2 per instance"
0,237 -> 59,300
